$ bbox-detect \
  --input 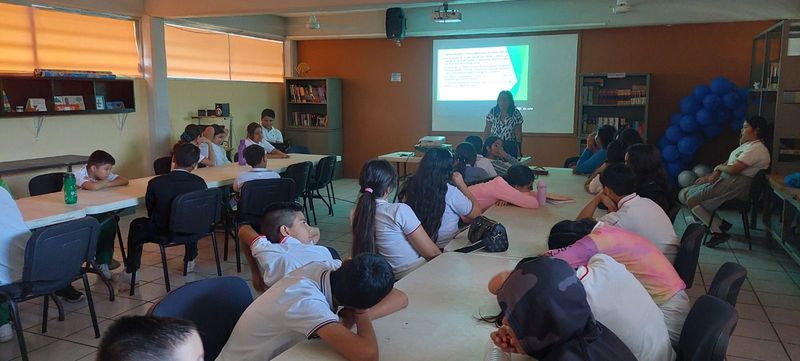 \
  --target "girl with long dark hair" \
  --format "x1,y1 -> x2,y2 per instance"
351,159 -> 440,280
625,144 -> 672,212
453,142 -> 490,184
398,148 -> 482,248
